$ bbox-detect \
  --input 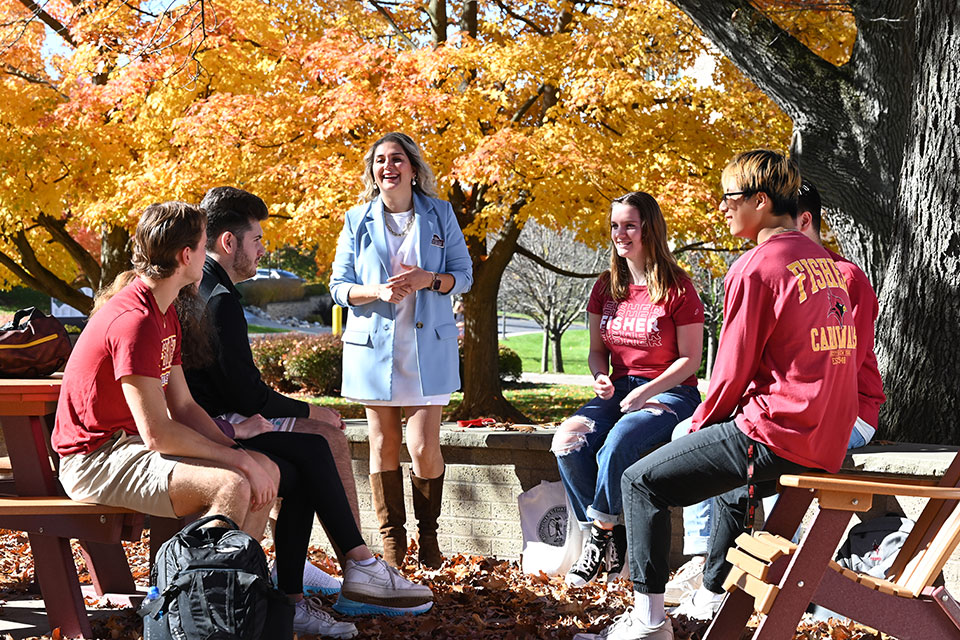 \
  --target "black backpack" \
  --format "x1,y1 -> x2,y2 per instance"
140,515 -> 292,640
